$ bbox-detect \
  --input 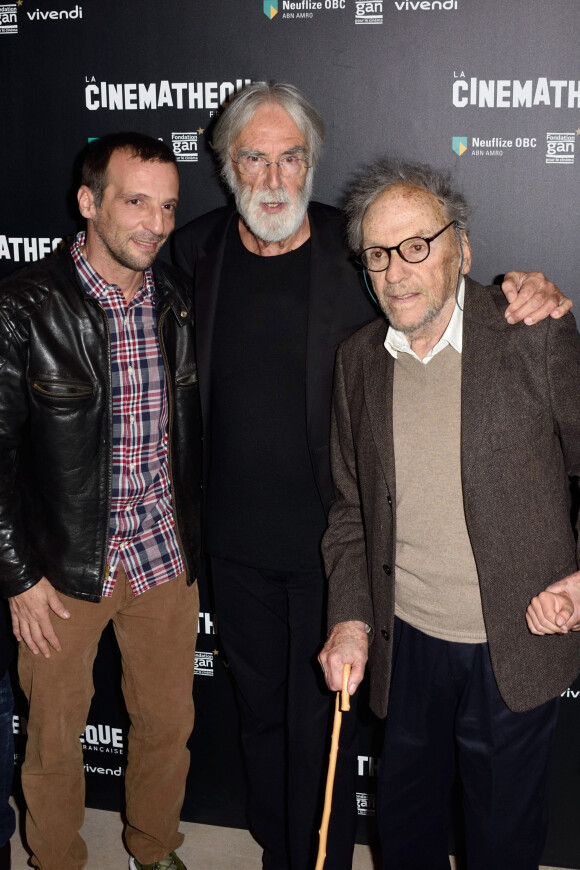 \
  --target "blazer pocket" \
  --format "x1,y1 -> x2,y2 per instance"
488,412 -> 552,451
